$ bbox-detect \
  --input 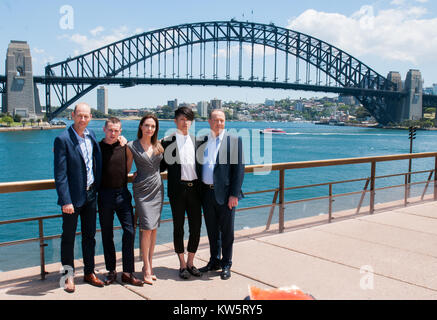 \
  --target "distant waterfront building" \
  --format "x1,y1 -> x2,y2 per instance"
295,101 -> 304,112
210,98 -> 222,109
122,109 -> 139,116
338,95 -> 359,106
168,99 -> 178,109
433,84 -> 437,95
265,99 -> 275,107
97,86 -> 108,114
197,101 -> 208,118
424,87 -> 434,95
